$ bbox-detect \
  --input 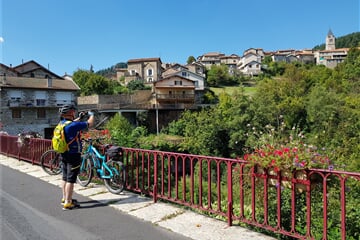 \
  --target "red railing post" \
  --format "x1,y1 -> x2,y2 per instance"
340,178 -> 346,240
322,174 -> 328,240
227,161 -> 233,226
305,175 -> 312,238
153,153 -> 158,203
